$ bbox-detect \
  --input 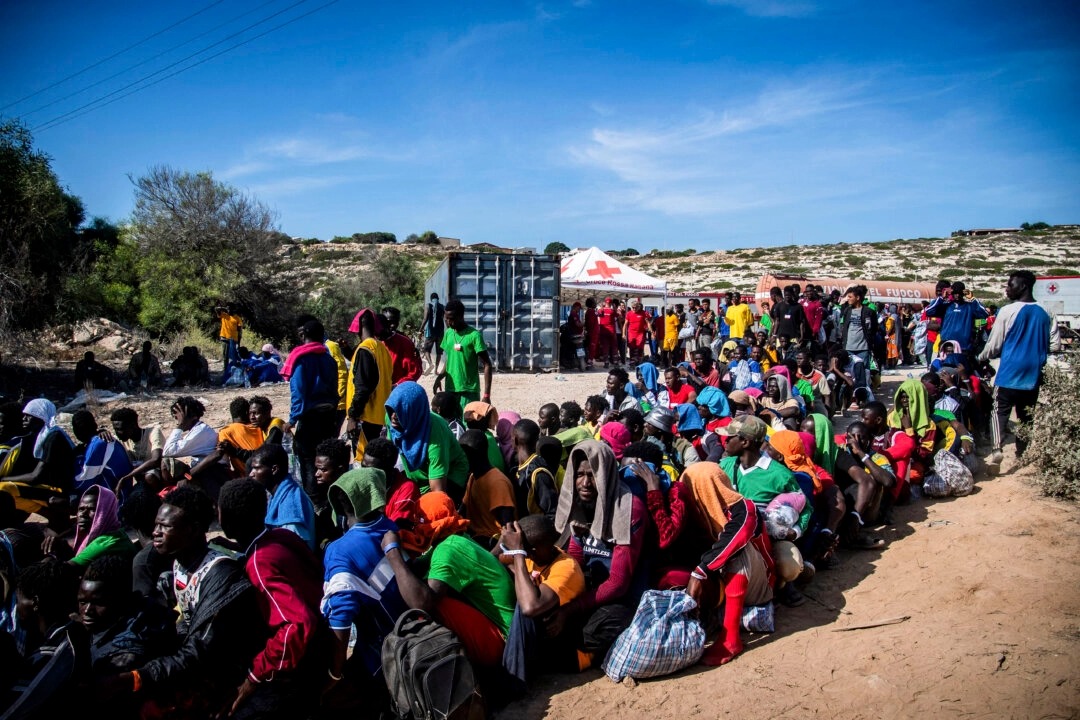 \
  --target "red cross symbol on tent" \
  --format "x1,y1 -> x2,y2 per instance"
1047,282 -> 1059,294
587,260 -> 622,280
